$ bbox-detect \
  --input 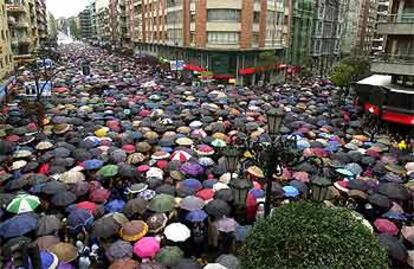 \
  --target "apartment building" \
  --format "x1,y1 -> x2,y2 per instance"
372,0 -> 389,54
79,8 -> 93,40
35,0 -> 46,45
341,0 -> 377,55
133,0 -> 287,85
126,0 -> 143,45
370,0 -> 414,87
0,0 -> 14,79
96,0 -> 111,45
311,0 -> 347,76
109,0 -> 129,48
